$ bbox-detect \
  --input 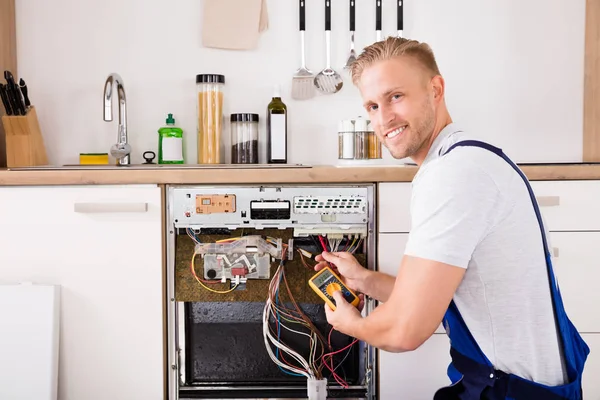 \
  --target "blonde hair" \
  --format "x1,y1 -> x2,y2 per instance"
350,36 -> 441,85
